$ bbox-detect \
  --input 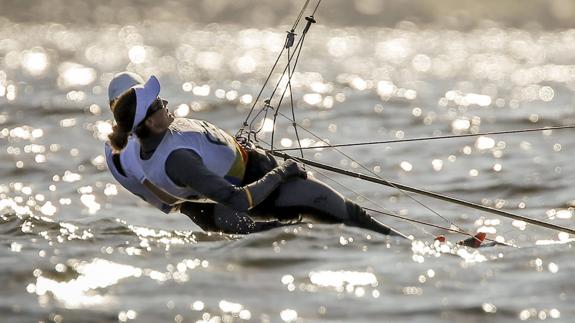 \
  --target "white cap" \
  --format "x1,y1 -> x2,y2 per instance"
132,75 -> 161,131
108,72 -> 144,102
